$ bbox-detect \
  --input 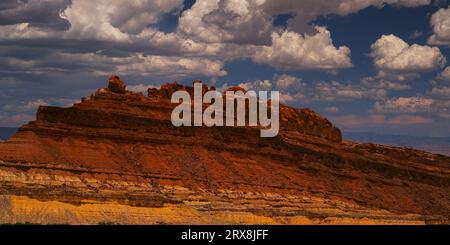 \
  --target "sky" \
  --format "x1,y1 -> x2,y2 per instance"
0,0 -> 450,137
